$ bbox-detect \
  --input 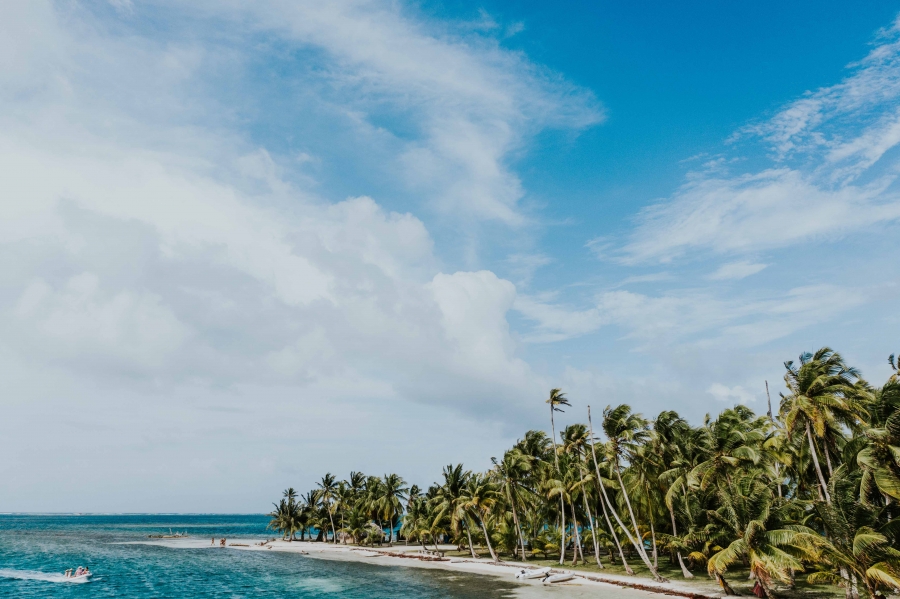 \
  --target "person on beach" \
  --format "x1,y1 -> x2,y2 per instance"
212,537 -> 215,545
